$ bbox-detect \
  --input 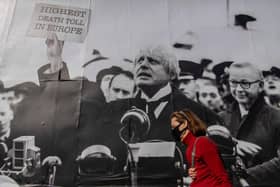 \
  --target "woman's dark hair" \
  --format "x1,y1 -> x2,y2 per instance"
170,109 -> 206,136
